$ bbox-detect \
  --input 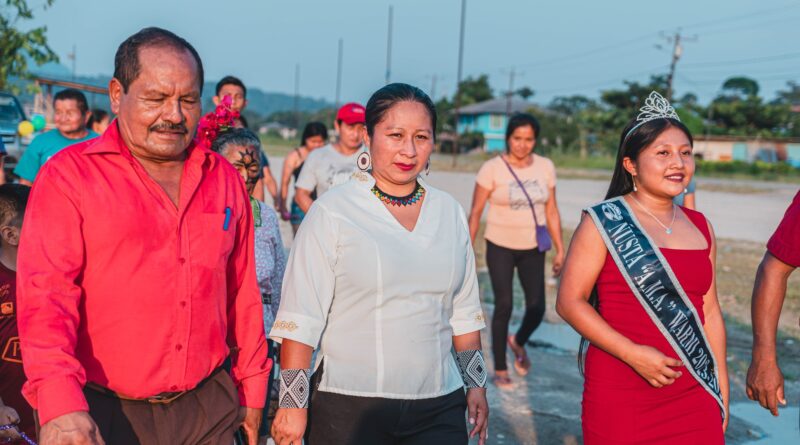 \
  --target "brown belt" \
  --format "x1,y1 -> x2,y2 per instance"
85,367 -> 224,405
